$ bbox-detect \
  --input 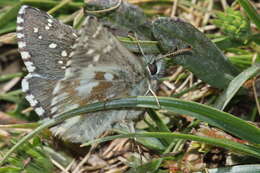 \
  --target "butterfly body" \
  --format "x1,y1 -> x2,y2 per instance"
17,6 -> 161,143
